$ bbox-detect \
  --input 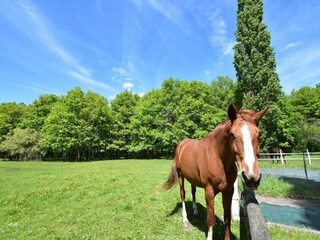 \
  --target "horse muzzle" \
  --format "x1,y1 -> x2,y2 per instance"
241,171 -> 262,190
